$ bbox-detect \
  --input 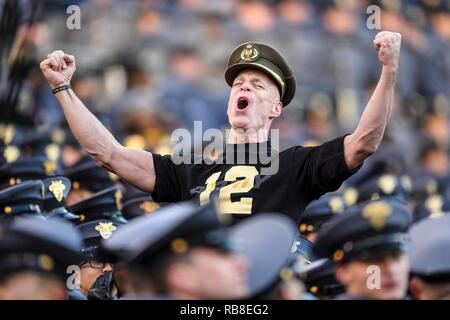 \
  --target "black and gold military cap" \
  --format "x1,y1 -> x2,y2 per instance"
121,196 -> 172,221
225,42 -> 296,107
64,155 -> 118,193
0,216 -> 83,279
296,258 -> 345,299
0,156 -> 60,188
313,197 -> 412,263
76,219 -> 120,262
356,174 -> 410,203
0,180 -> 44,218
43,176 -> 80,222
101,201 -> 297,299
101,202 -> 231,264
300,193 -> 346,235
67,186 -> 127,225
